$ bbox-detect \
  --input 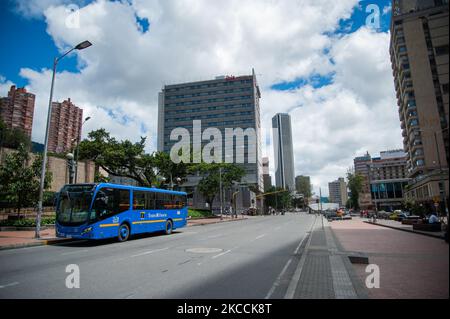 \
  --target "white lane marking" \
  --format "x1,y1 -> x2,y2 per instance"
265,259 -> 292,299
207,234 -> 223,239
254,234 -> 266,240
61,249 -> 89,256
284,216 -> 317,299
211,250 -> 231,259
0,282 -> 19,289
131,247 -> 169,258
265,232 -> 308,299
